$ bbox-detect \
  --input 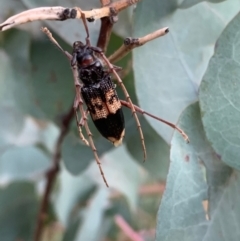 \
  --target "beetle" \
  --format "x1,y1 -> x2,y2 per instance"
71,41 -> 125,146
